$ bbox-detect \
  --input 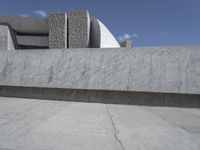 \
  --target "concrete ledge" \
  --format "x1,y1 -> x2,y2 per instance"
0,86 -> 199,108
16,35 -> 49,47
